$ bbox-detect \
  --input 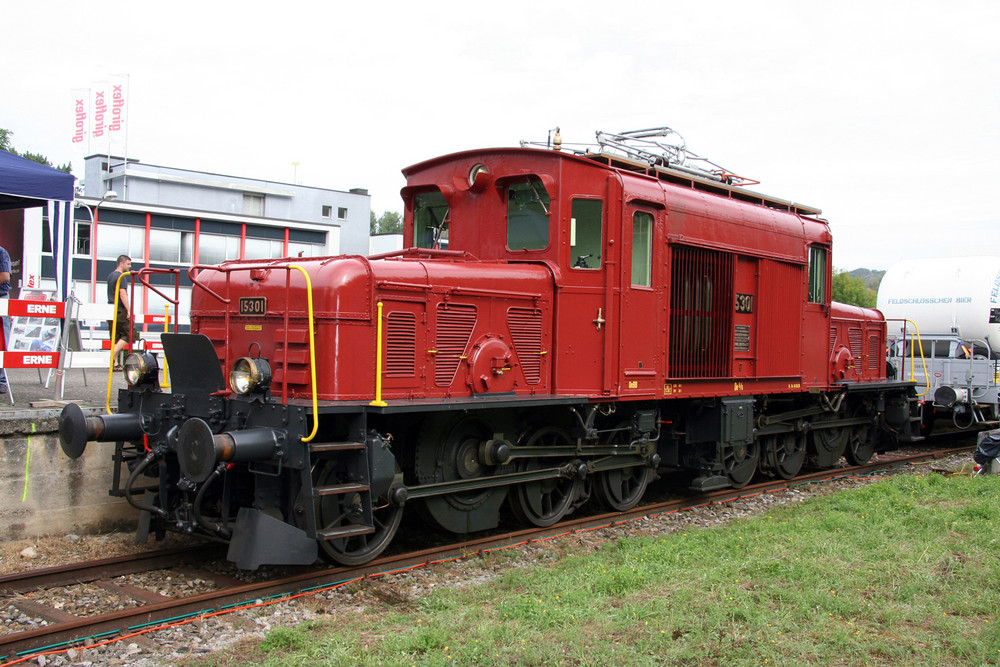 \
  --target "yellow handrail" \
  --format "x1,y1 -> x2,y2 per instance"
160,305 -> 171,388
288,265 -> 320,442
370,301 -> 387,407
106,271 -> 132,415
901,318 -> 929,398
